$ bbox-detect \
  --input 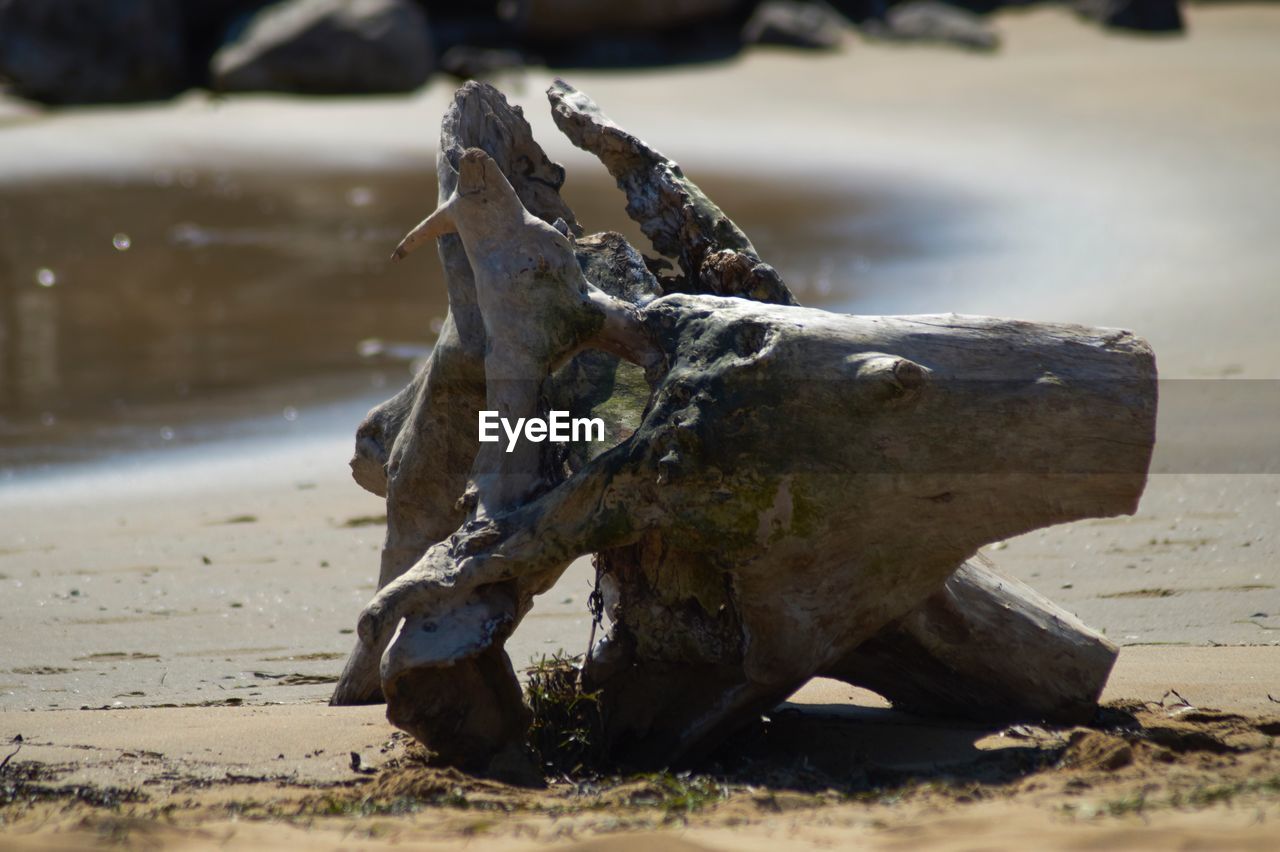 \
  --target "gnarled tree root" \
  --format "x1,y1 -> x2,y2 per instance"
332,81 -> 1152,776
